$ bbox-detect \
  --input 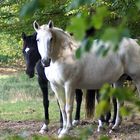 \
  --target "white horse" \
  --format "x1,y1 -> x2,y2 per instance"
33,20 -> 140,138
